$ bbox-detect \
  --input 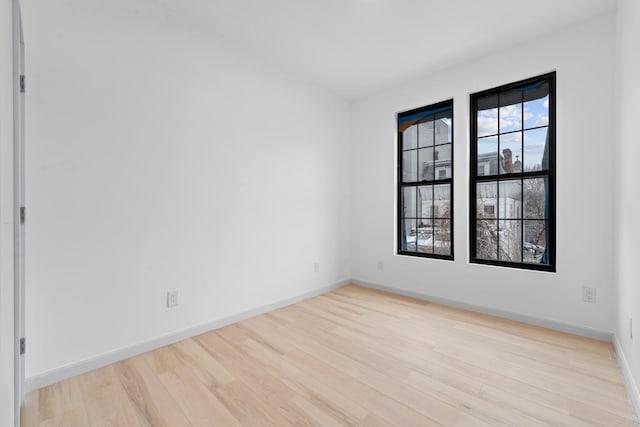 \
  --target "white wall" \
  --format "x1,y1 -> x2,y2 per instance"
0,1 -> 16,424
615,0 -> 640,412
22,0 -> 350,378
350,15 -> 617,334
